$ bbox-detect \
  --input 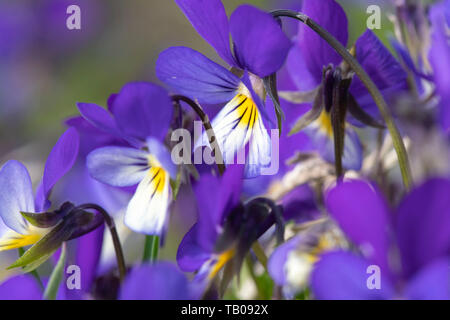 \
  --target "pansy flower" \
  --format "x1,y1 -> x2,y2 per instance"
177,165 -> 244,282
285,0 -> 408,171
268,220 -> 346,299
177,164 -> 296,294
79,82 -> 176,236
312,179 -> 450,300
0,128 -> 79,253
156,0 -> 292,178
